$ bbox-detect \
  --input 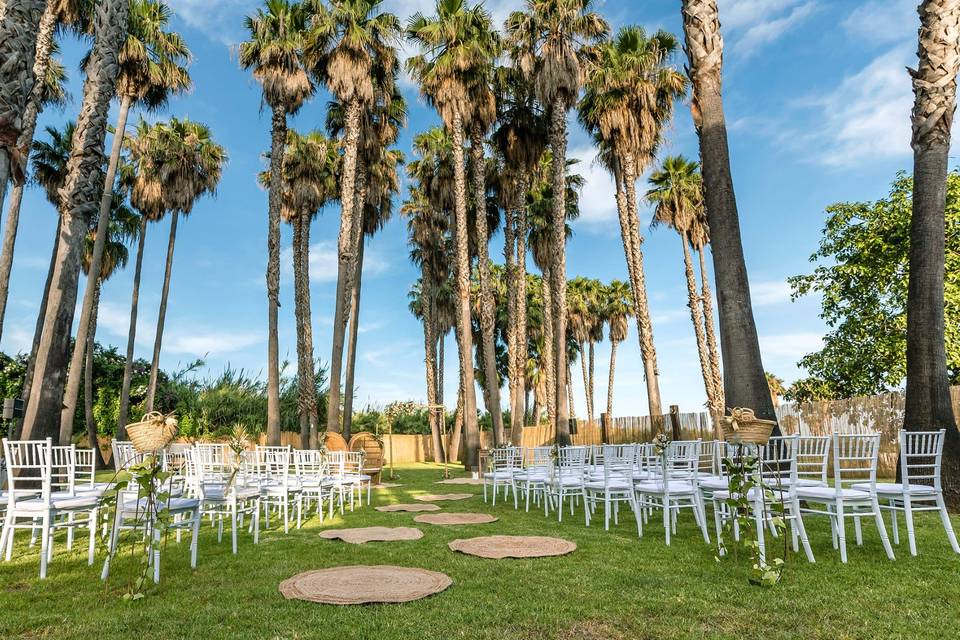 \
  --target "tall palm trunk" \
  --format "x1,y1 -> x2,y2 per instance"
682,233 -> 716,412
13,216 -> 59,438
20,0 -> 130,442
0,1 -> 57,342
263,105 -> 286,445
578,341 -> 589,422
681,0 -> 776,426
510,179 -> 528,444
450,112 -> 480,470
504,184 -> 518,438
292,210 -> 317,450
144,209 -> 178,413
342,232 -> 364,439
422,277 -> 444,463
117,214 -> 147,438
549,101 -> 570,445
541,264 -> 555,429
698,247 -> 724,431
83,280 -> 106,467
340,166 -> 366,441
60,94 -> 132,443
622,151 -> 663,428
326,98 -> 363,434
905,0 -> 960,506
606,338 -> 619,424
588,341 -> 595,424
470,125 -> 504,444
0,0 -> 45,213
